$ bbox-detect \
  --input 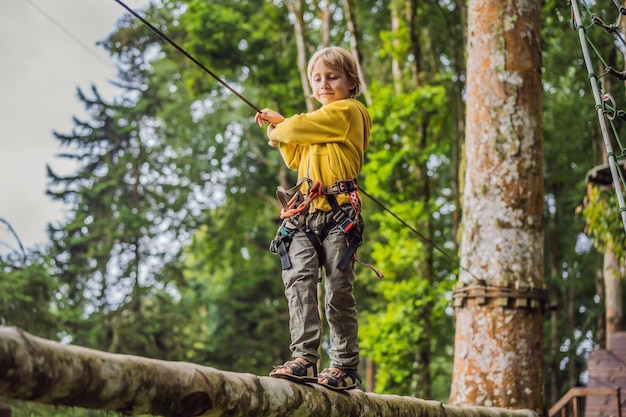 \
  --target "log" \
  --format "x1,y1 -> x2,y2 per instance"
0,326 -> 538,417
